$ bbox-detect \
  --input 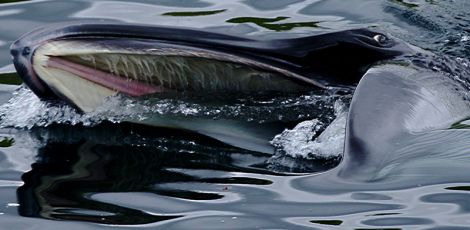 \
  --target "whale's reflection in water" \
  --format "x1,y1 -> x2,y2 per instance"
16,123 -> 338,225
